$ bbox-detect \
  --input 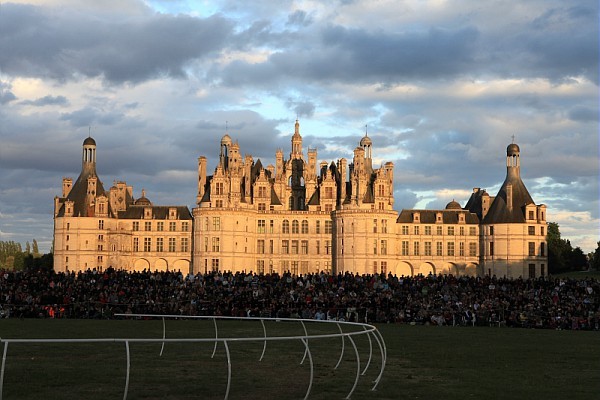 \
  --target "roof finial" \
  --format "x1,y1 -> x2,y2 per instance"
88,126 -> 91,138
511,134 -> 515,144
365,124 -> 368,137
141,189 -> 146,198
226,120 -> 228,132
